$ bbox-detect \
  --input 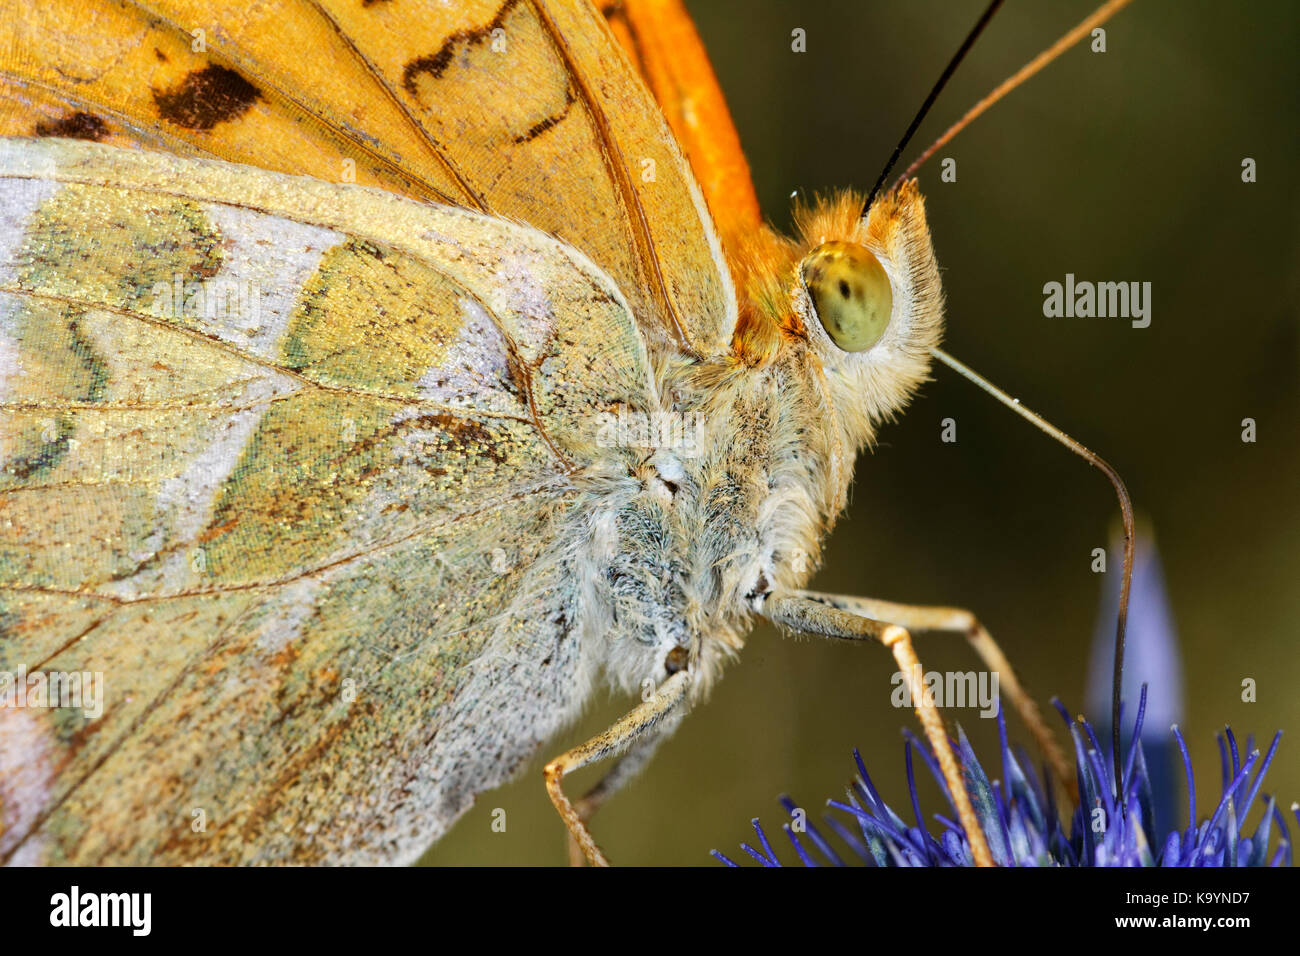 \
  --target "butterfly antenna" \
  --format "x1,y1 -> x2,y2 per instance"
893,0 -> 1135,192
930,347 -> 1135,808
863,0 -> 1004,214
